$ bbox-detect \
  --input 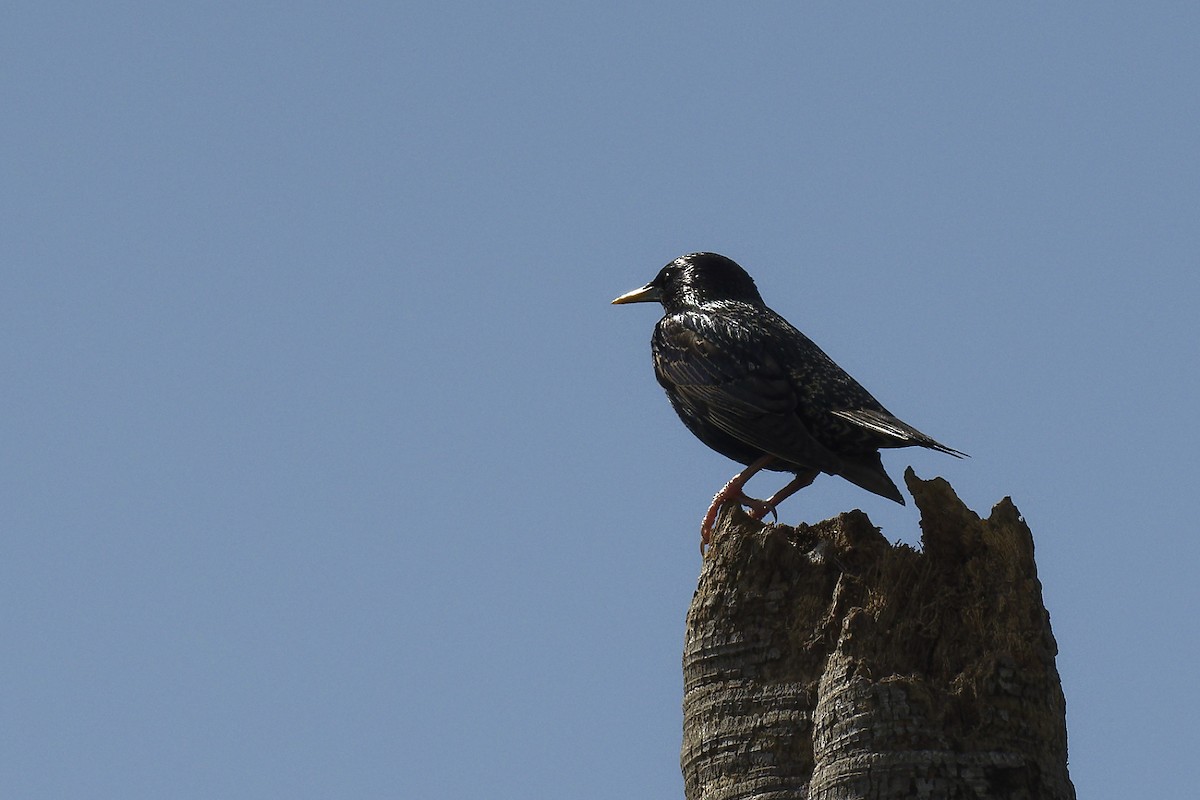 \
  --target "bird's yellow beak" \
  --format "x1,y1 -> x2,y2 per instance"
611,283 -> 662,305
